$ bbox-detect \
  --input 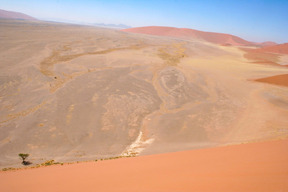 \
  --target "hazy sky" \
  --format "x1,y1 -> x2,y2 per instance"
1,0 -> 288,43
